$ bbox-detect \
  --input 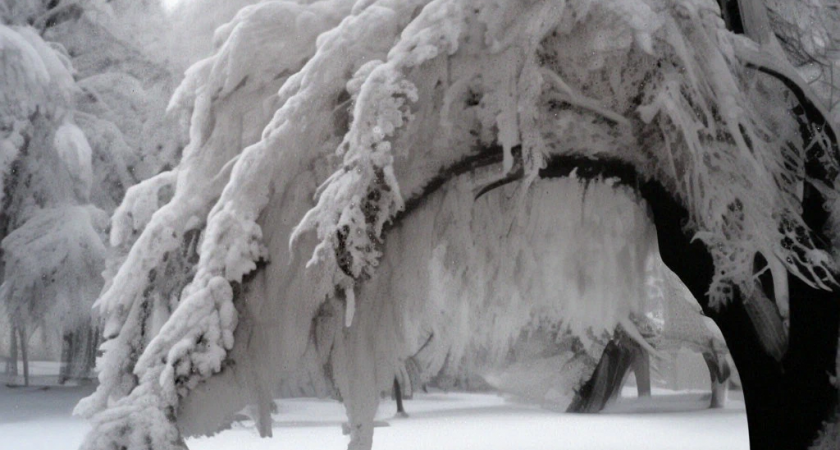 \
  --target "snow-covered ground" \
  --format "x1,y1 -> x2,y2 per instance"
2,383 -> 747,450
1,384 -> 94,450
